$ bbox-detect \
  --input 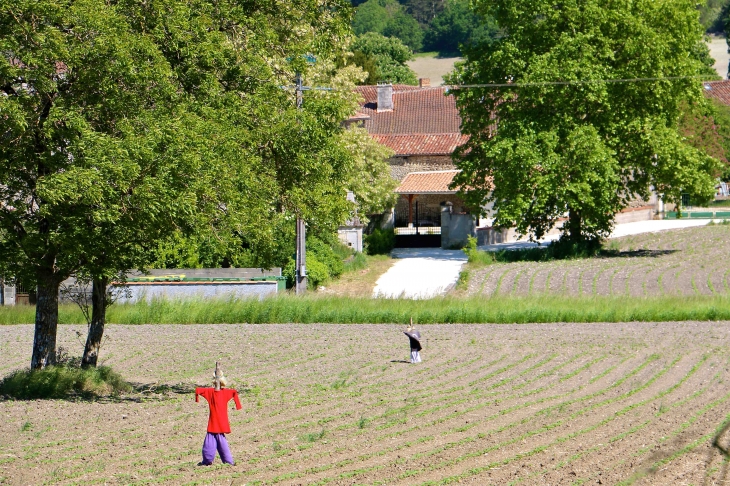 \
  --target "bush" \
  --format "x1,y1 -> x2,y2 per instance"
0,363 -> 131,399
283,254 -> 332,290
307,237 -> 345,279
365,228 -> 395,255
